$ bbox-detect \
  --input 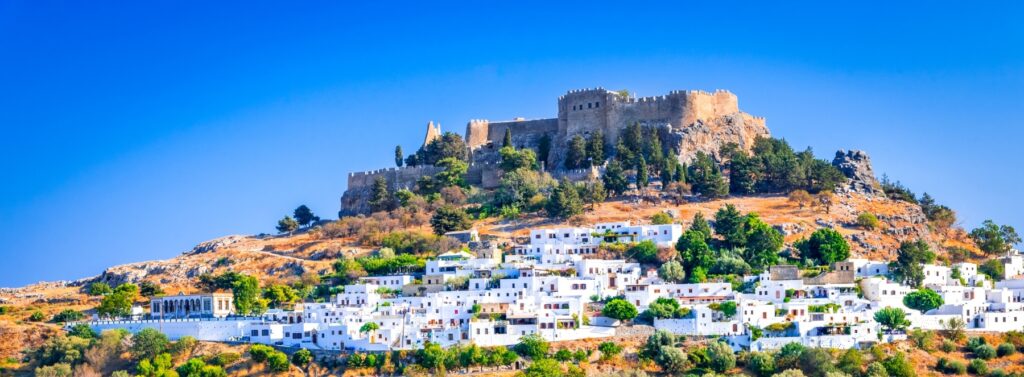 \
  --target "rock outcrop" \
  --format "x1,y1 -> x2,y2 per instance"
832,149 -> 883,196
